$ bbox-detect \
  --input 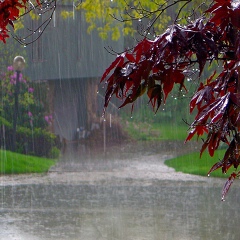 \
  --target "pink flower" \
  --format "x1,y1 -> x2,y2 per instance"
10,74 -> 15,79
28,87 -> 34,93
10,79 -> 16,85
44,115 -> 53,124
28,111 -> 33,117
7,66 -> 14,71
